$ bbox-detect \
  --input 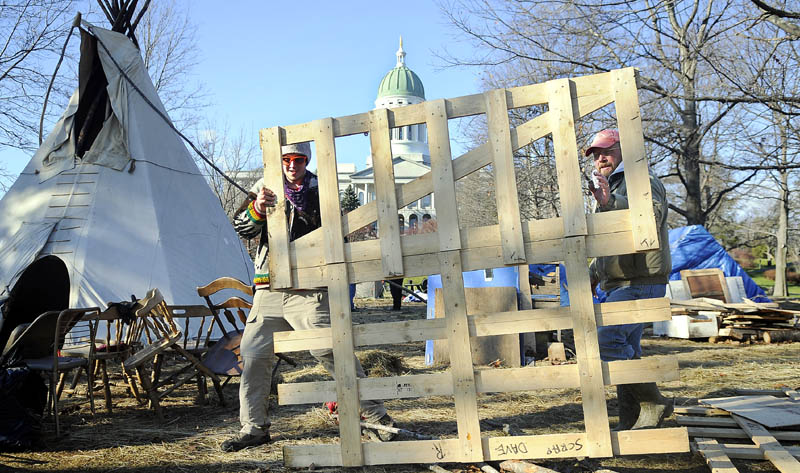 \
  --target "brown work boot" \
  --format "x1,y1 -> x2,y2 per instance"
220,431 -> 270,452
